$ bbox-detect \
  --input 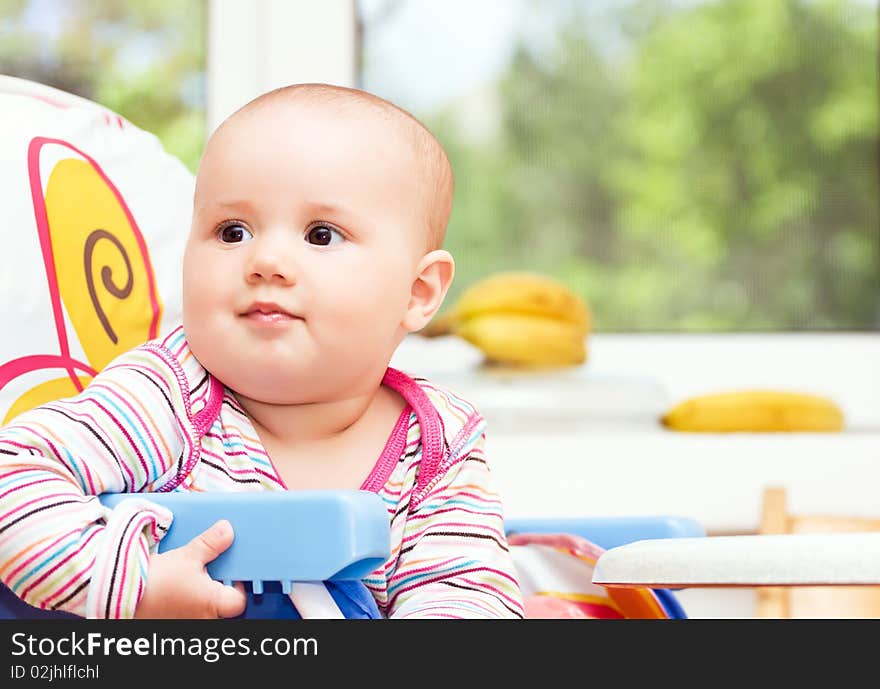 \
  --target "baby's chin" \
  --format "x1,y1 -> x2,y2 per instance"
225,367 -> 383,408
224,376 -> 318,406
233,390 -> 315,407
226,362 -> 360,405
